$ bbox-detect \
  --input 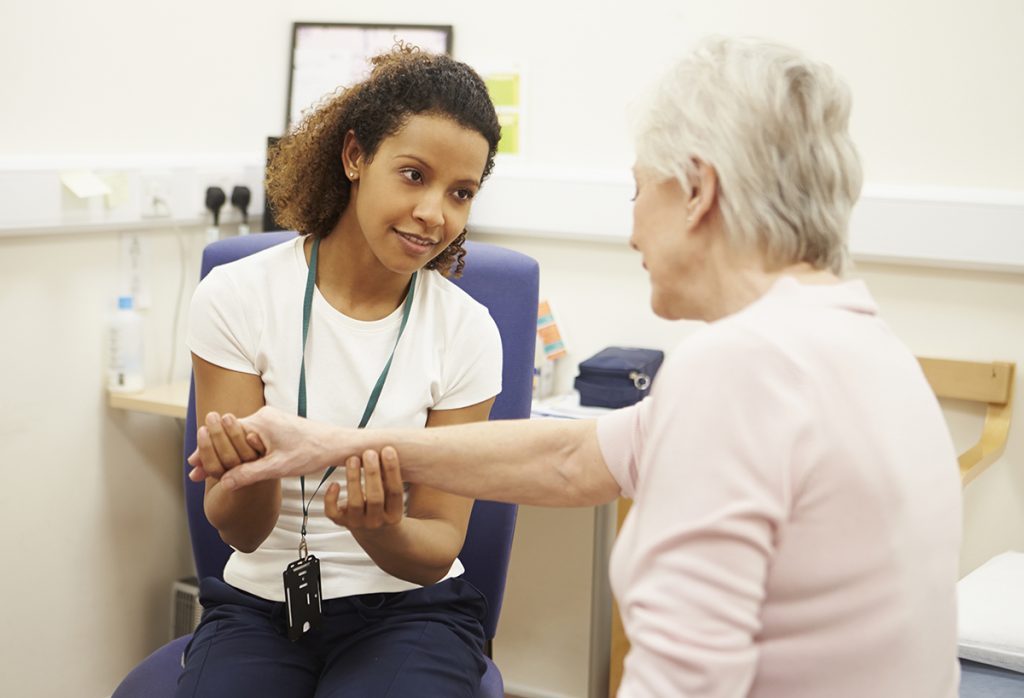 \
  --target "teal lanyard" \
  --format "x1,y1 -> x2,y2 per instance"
296,237 -> 417,553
